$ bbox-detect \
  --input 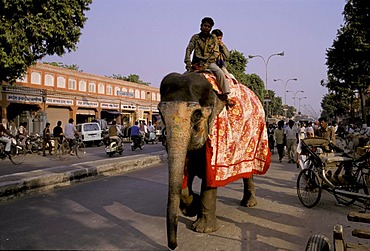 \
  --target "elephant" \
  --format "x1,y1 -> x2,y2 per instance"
158,72 -> 266,250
